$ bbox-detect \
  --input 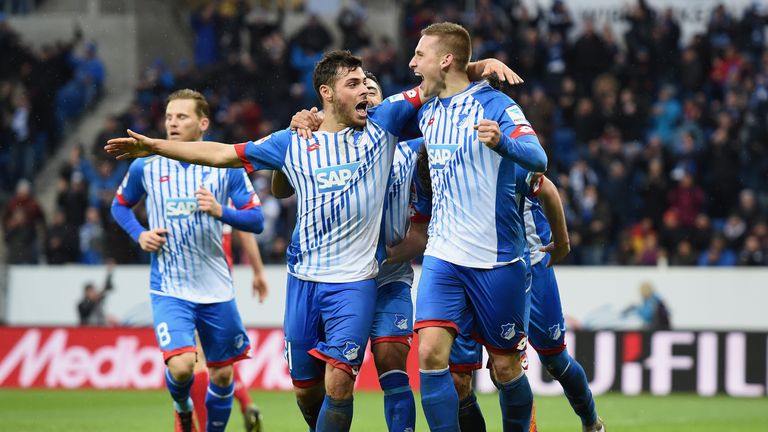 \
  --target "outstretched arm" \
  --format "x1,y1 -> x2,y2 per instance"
105,129 -> 241,168
537,176 -> 570,266
466,58 -> 524,85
